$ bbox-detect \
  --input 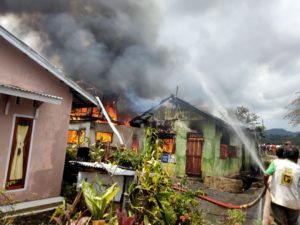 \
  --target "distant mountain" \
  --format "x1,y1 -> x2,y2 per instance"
266,128 -> 298,137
